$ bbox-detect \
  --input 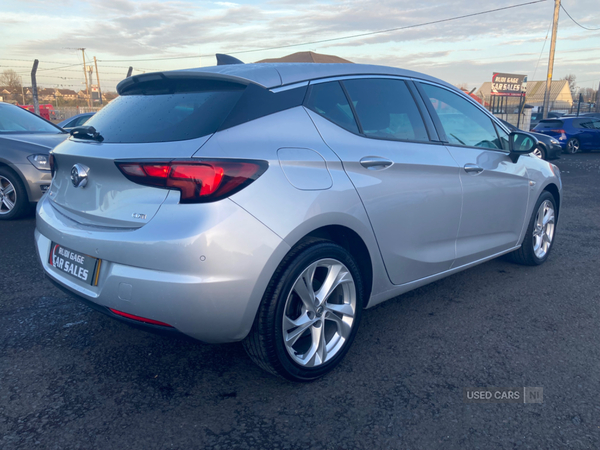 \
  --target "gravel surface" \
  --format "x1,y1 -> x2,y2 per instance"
1,153 -> 599,449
